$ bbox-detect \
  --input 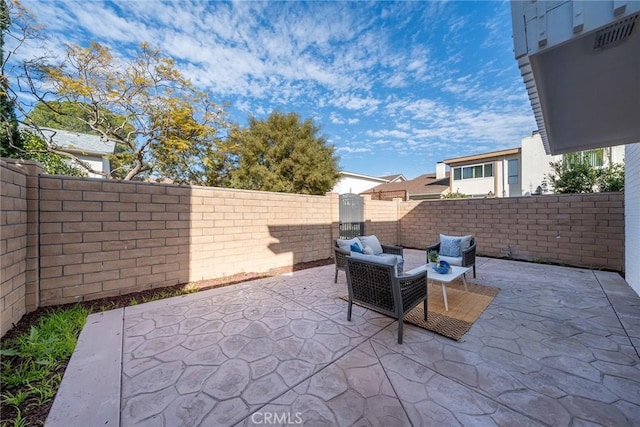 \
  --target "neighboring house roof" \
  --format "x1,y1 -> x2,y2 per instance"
39,127 -> 116,156
379,174 -> 407,182
443,148 -> 520,165
338,171 -> 391,184
361,172 -> 450,200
